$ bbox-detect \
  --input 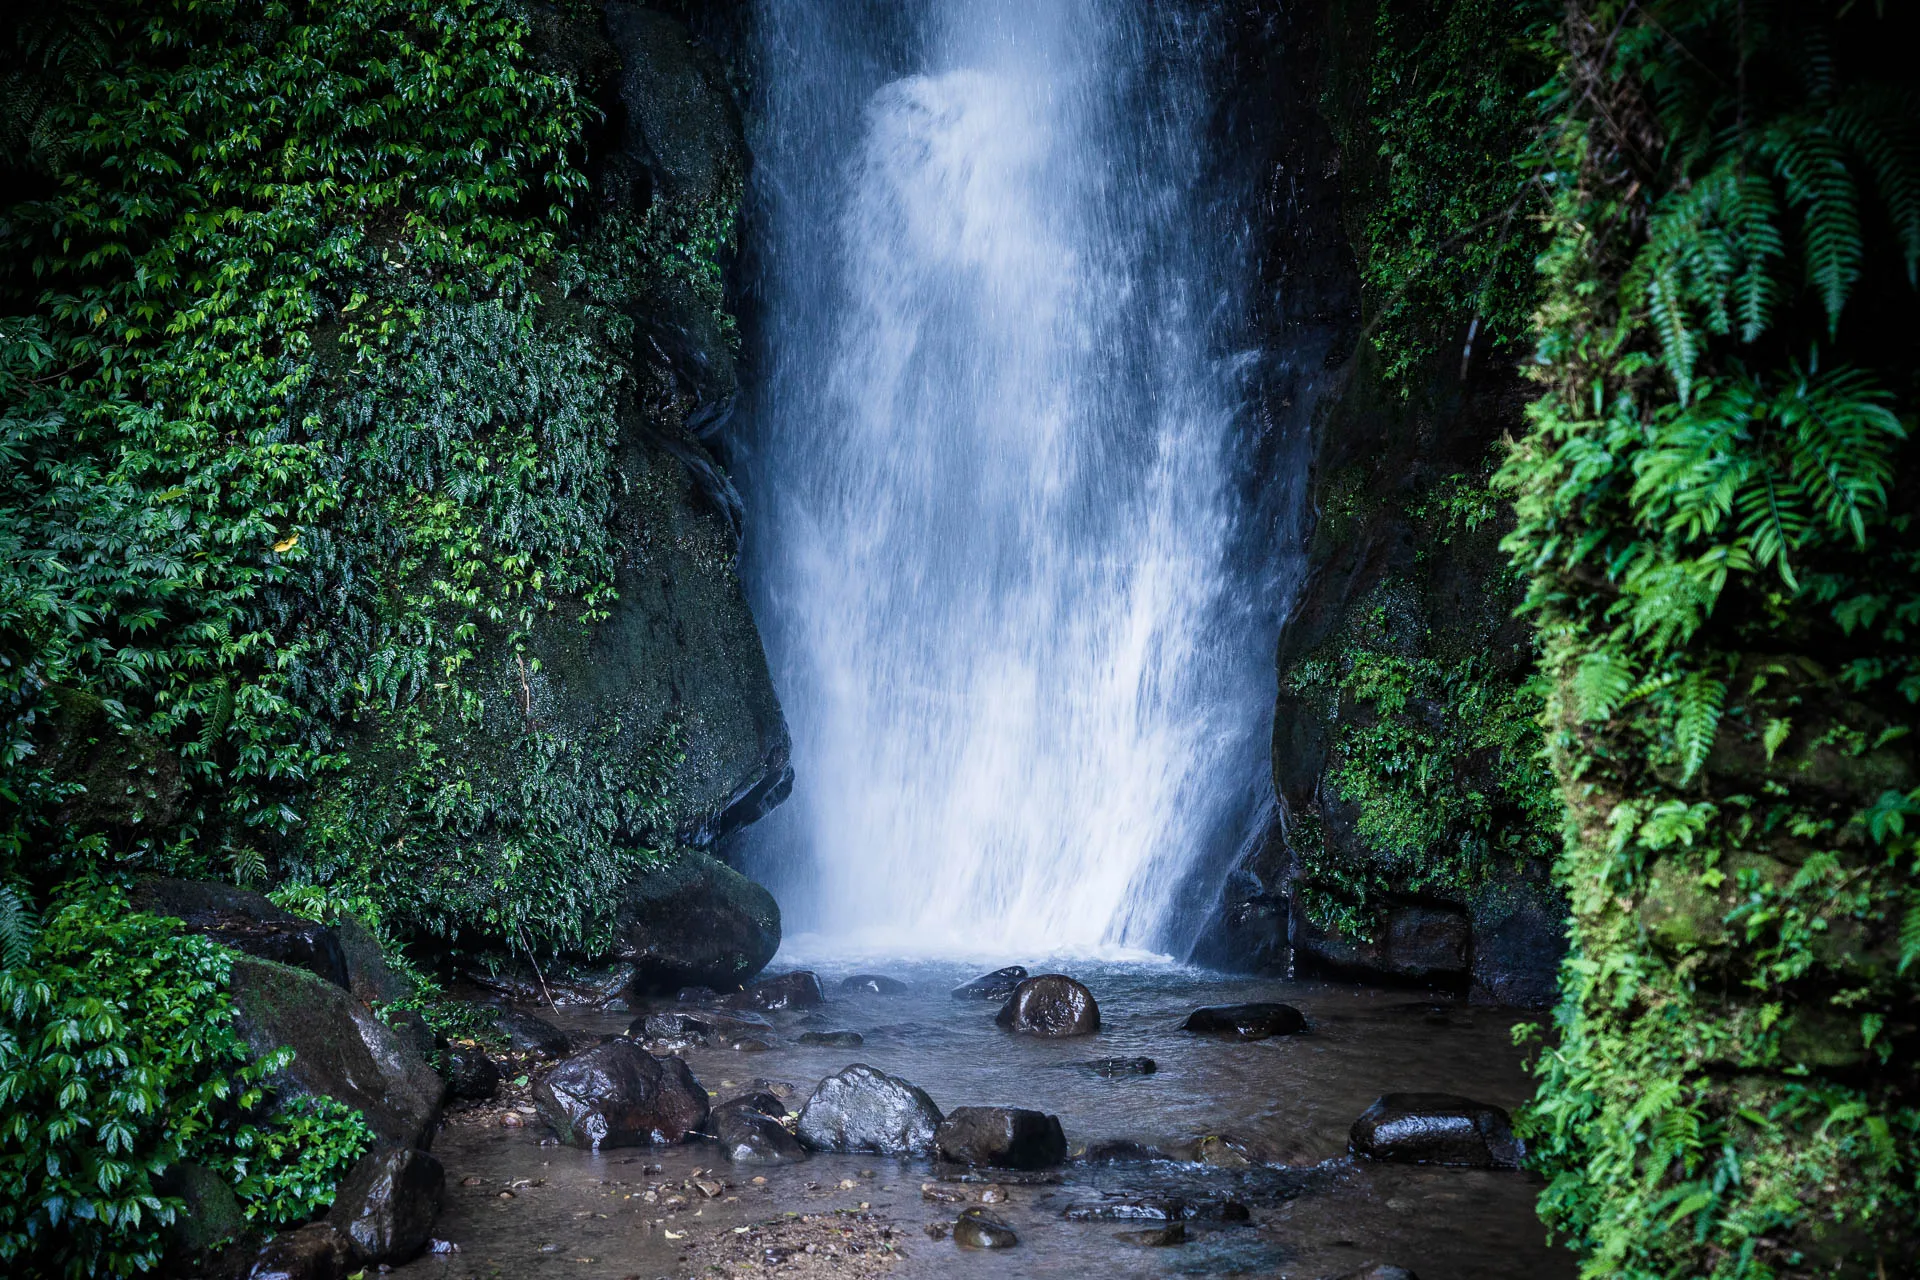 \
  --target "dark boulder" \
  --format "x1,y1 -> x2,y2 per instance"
711,1093 -> 808,1165
936,1106 -> 1067,1169
1325,1268 -> 1420,1280
534,1039 -> 709,1149
632,1007 -> 774,1046
133,878 -> 349,990
616,851 -> 781,994
676,985 -> 720,1002
384,1008 -> 436,1060
994,975 -> 1099,1037
1295,905 -> 1472,985
248,1222 -> 350,1280
795,1064 -> 943,1156
951,965 -> 1028,1001
328,1147 -> 445,1266
228,957 -> 444,1149
952,1207 -> 1019,1249
723,969 -> 824,1011
1079,1139 -> 1162,1163
1082,1056 -> 1156,1076
158,1162 -> 245,1258
1349,1094 -> 1523,1168
797,1030 -> 863,1047
1117,1223 -> 1188,1247
445,1046 -> 500,1100
333,915 -> 409,1007
494,1008 -> 570,1056
841,973 -> 909,995
1181,1003 -> 1306,1040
